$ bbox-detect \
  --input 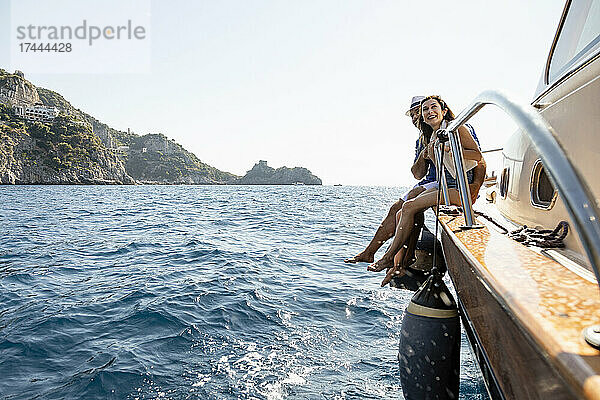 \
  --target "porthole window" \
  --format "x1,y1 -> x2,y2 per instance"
530,160 -> 557,209
499,167 -> 510,198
